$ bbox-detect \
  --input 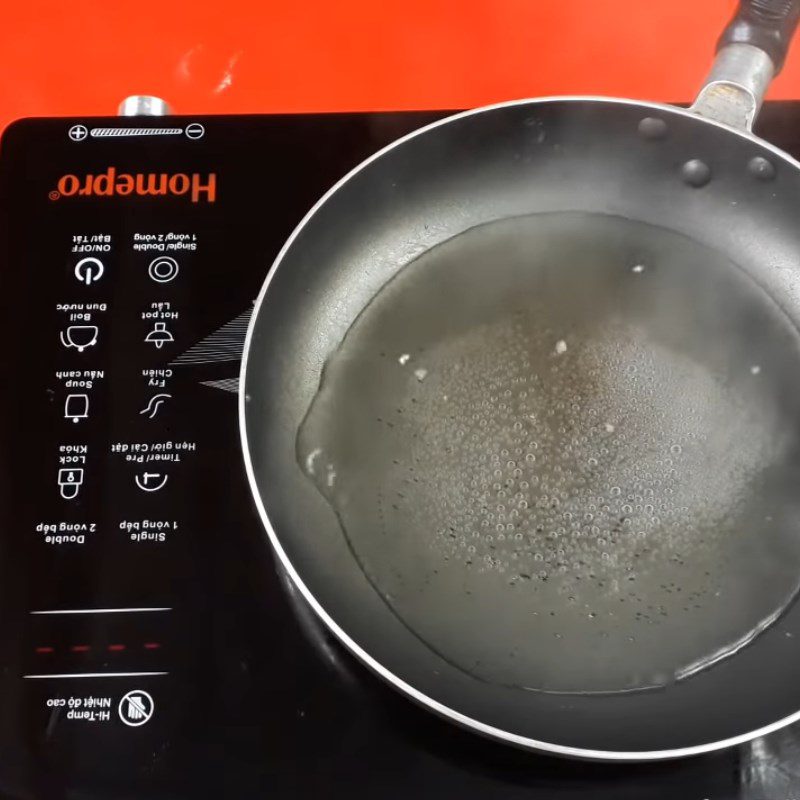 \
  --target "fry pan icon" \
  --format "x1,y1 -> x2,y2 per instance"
60,325 -> 99,352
